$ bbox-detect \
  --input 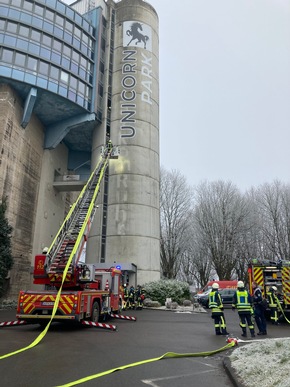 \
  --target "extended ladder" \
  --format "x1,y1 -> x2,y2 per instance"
44,146 -> 118,284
